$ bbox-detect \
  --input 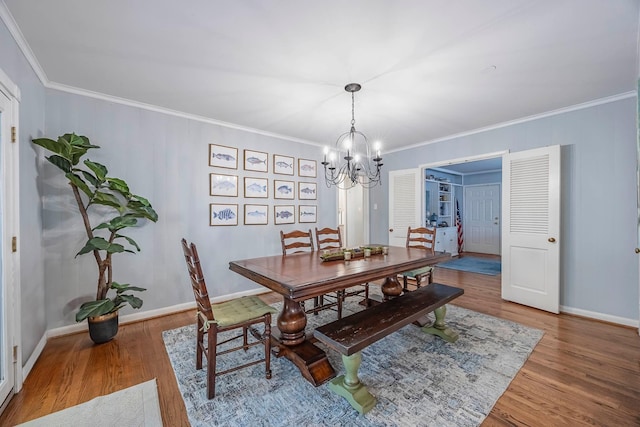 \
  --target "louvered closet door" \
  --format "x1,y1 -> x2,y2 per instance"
502,145 -> 560,313
388,169 -> 421,247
